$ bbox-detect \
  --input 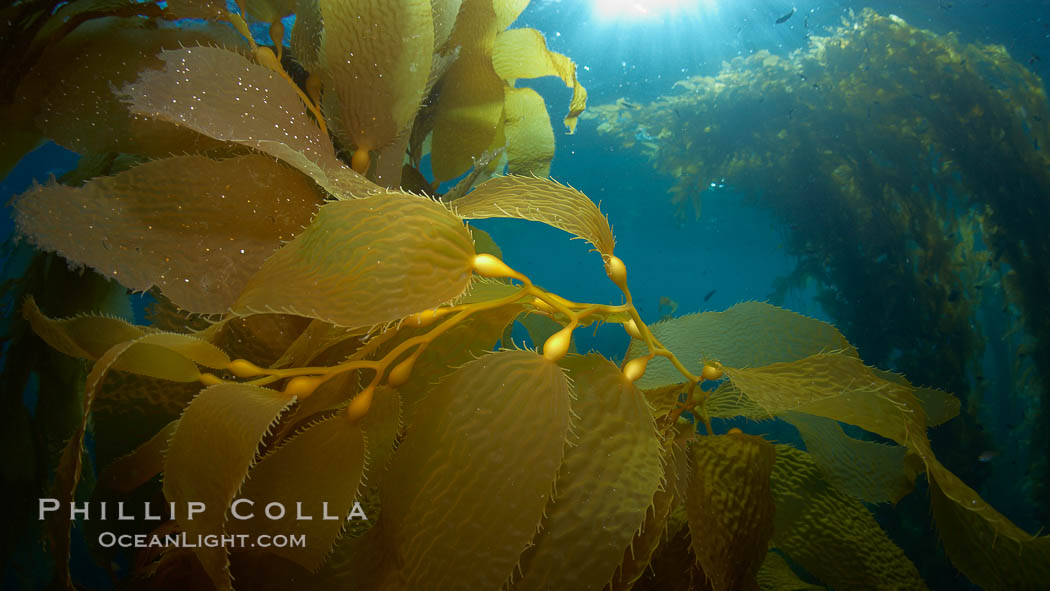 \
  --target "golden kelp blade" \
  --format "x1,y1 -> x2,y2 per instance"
493,0 -> 530,32
445,0 -> 498,52
513,355 -> 663,591
352,386 -> 401,508
727,351 -> 1050,588
229,414 -> 366,570
429,0 -> 518,182
873,368 -> 961,427
705,382 -> 768,419
913,386 -> 961,426
627,301 -> 857,390
491,27 -> 587,132
123,46 -> 377,199
461,275 -> 524,302
686,433 -> 775,591
234,192 -> 475,328
502,87 -> 555,176
769,445 -> 927,590
781,412 -> 922,504
22,296 -> 144,360
431,0 -> 464,51
272,319 -> 366,368
340,386 -> 401,542
723,352 -> 928,449
319,0 -> 434,152
163,384 -> 296,591
430,53 -> 507,181
44,326 -> 227,587
370,350 -> 571,590
453,175 -> 616,256
443,0 -> 529,52
926,461 -> 1050,590
607,433 -> 685,591
358,386 -> 401,479
24,298 -> 231,378
14,154 -> 322,314
15,19 -> 238,158
756,551 -> 825,591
